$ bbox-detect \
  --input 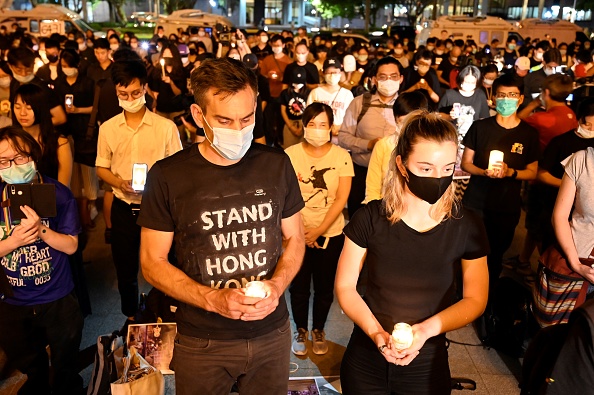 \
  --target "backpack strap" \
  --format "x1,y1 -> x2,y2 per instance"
356,92 -> 393,124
